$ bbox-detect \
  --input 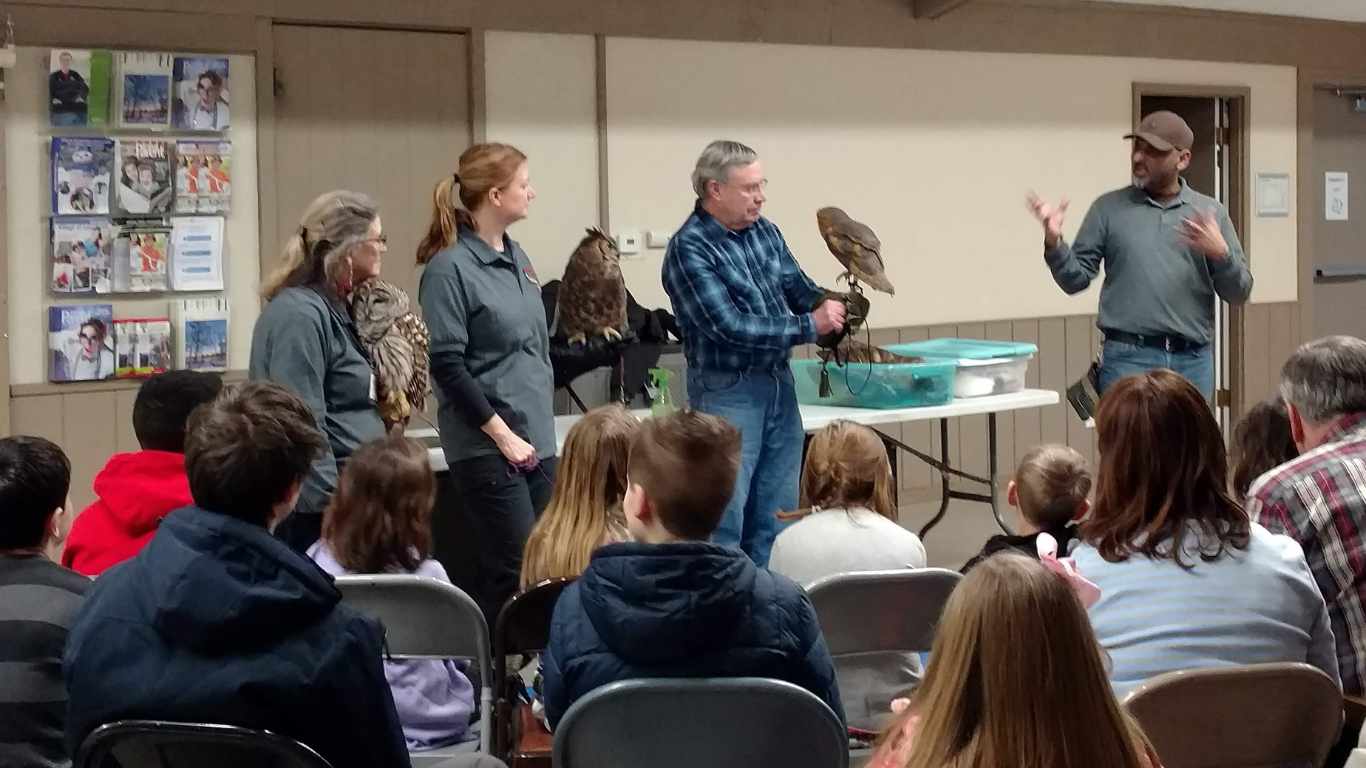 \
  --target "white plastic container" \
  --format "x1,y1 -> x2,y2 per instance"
950,355 -> 1033,398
